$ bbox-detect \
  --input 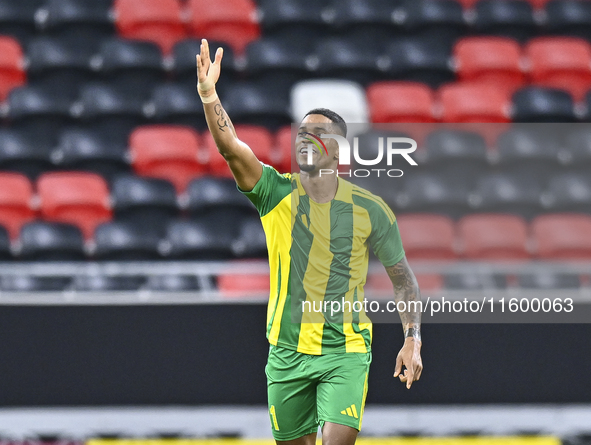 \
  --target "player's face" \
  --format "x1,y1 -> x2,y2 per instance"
295,115 -> 340,173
